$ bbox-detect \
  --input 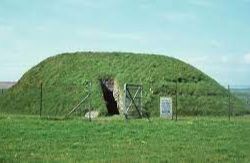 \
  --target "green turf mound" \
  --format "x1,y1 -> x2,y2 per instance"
0,52 -> 247,116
